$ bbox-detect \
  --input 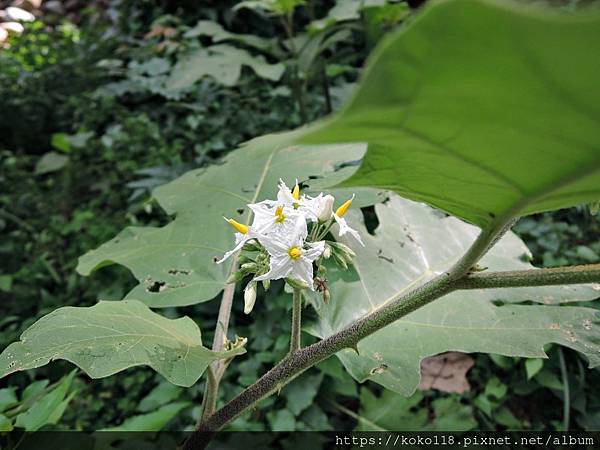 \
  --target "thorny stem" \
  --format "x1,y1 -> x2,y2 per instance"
183,217 -> 600,449
290,289 -> 303,353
